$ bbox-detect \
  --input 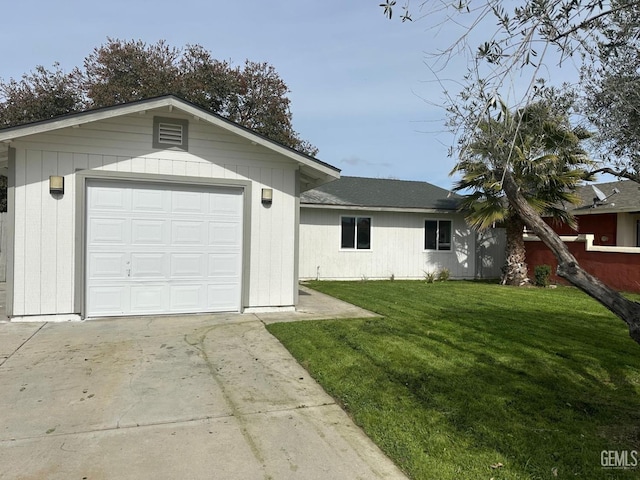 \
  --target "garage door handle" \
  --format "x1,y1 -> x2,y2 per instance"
126,268 -> 131,277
